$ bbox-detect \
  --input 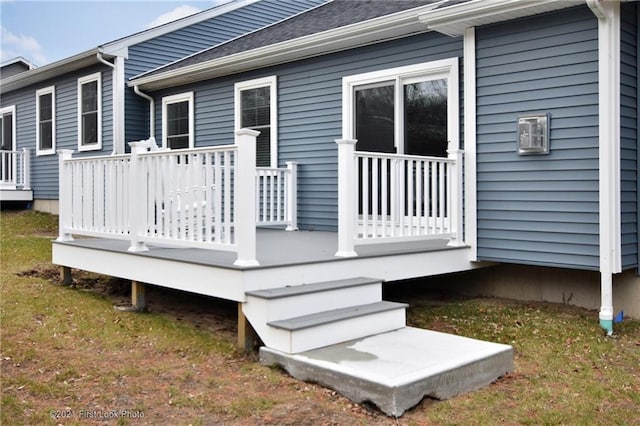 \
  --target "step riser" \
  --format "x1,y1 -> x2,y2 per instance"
265,308 -> 406,354
245,283 -> 381,323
